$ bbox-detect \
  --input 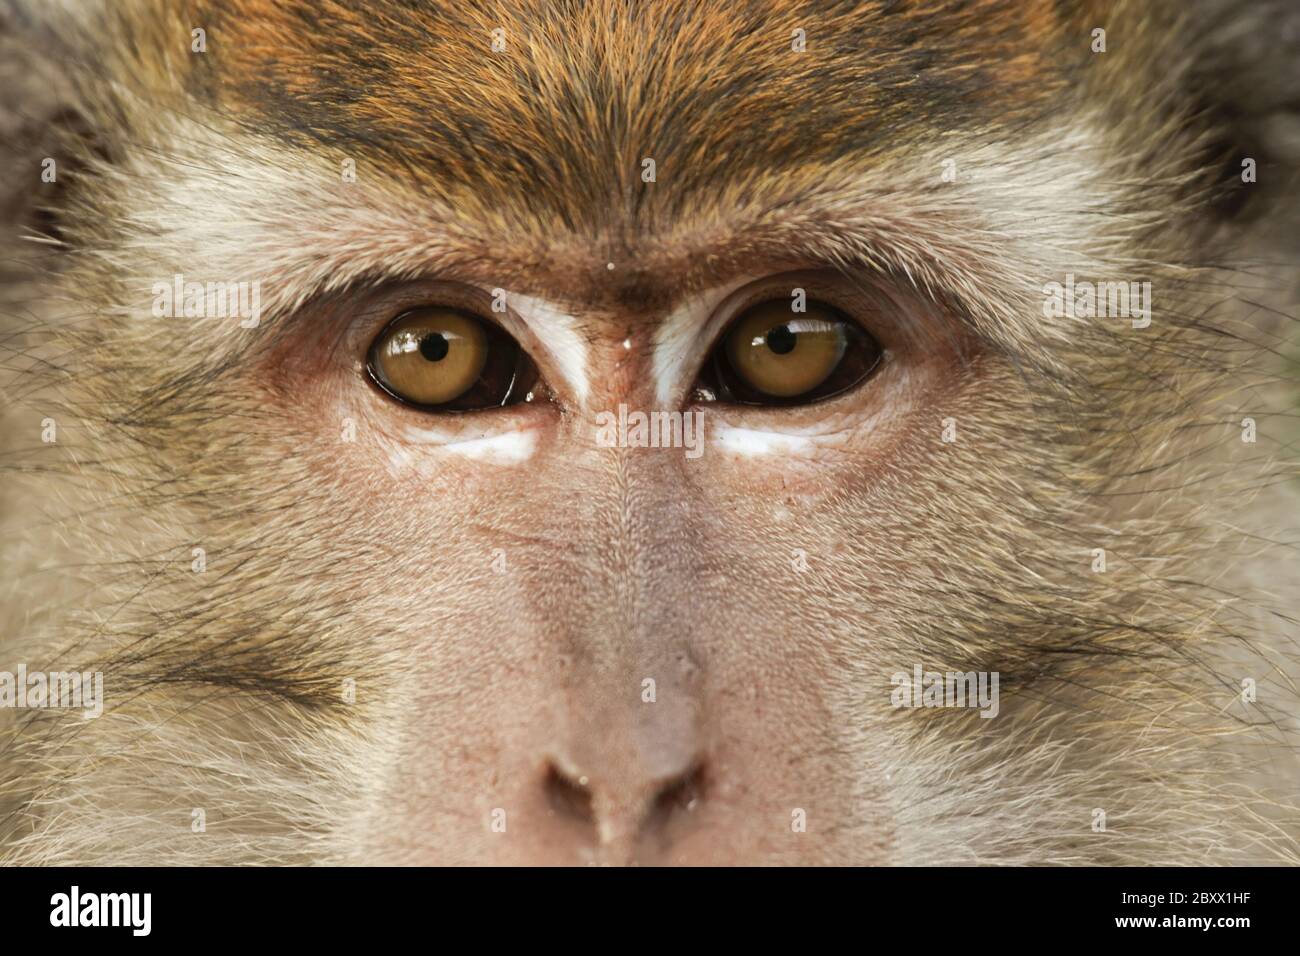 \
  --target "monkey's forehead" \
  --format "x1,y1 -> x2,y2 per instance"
71,0 -> 1172,333
134,0 -> 1093,232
